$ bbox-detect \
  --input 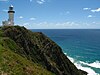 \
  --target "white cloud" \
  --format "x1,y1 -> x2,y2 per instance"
0,0 -> 8,1
23,23 -> 29,26
2,9 -> 8,12
37,0 -> 45,4
83,8 -> 91,10
91,8 -> 100,12
66,11 -> 70,13
18,21 -> 100,29
92,22 -> 96,24
60,11 -> 70,15
30,17 -> 36,20
88,15 -> 93,18
65,11 -> 70,14
24,21 -> 80,29
30,0 -> 32,2
19,16 -> 23,19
